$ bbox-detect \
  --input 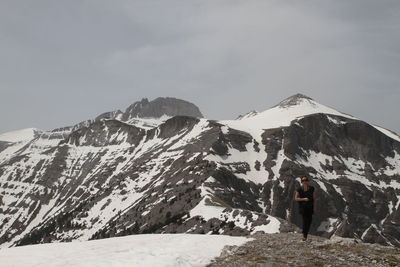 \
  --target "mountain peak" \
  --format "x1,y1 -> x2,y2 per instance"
123,97 -> 204,121
235,110 -> 258,120
275,93 -> 315,108
220,93 -> 354,139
